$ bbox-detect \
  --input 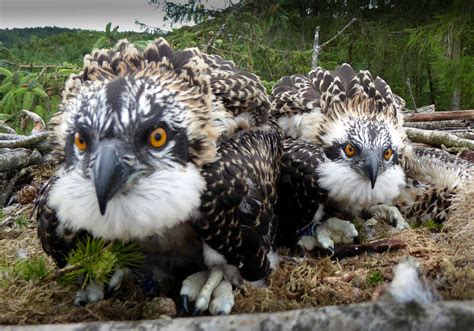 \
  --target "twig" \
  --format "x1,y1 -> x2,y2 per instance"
0,132 -> 48,148
42,264 -> 81,283
21,109 -> 46,132
0,123 -> 16,134
331,239 -> 406,259
406,127 -> 474,150
319,18 -> 357,50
